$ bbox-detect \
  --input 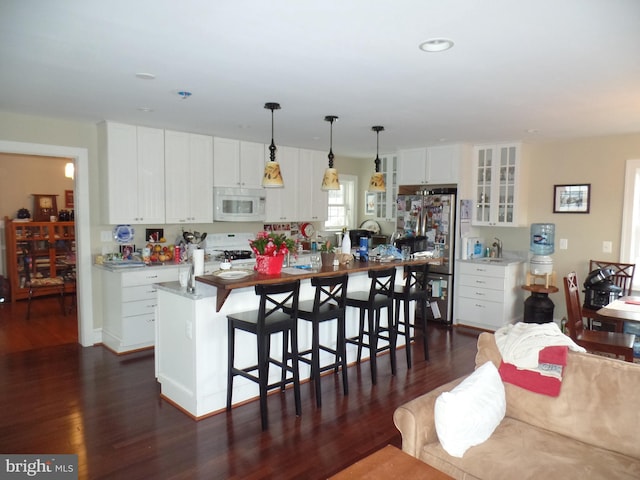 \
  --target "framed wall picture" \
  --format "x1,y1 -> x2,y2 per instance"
65,189 -> 74,208
553,184 -> 591,213
365,191 -> 376,215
